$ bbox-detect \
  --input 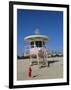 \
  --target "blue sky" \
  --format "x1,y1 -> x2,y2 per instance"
17,9 -> 63,56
